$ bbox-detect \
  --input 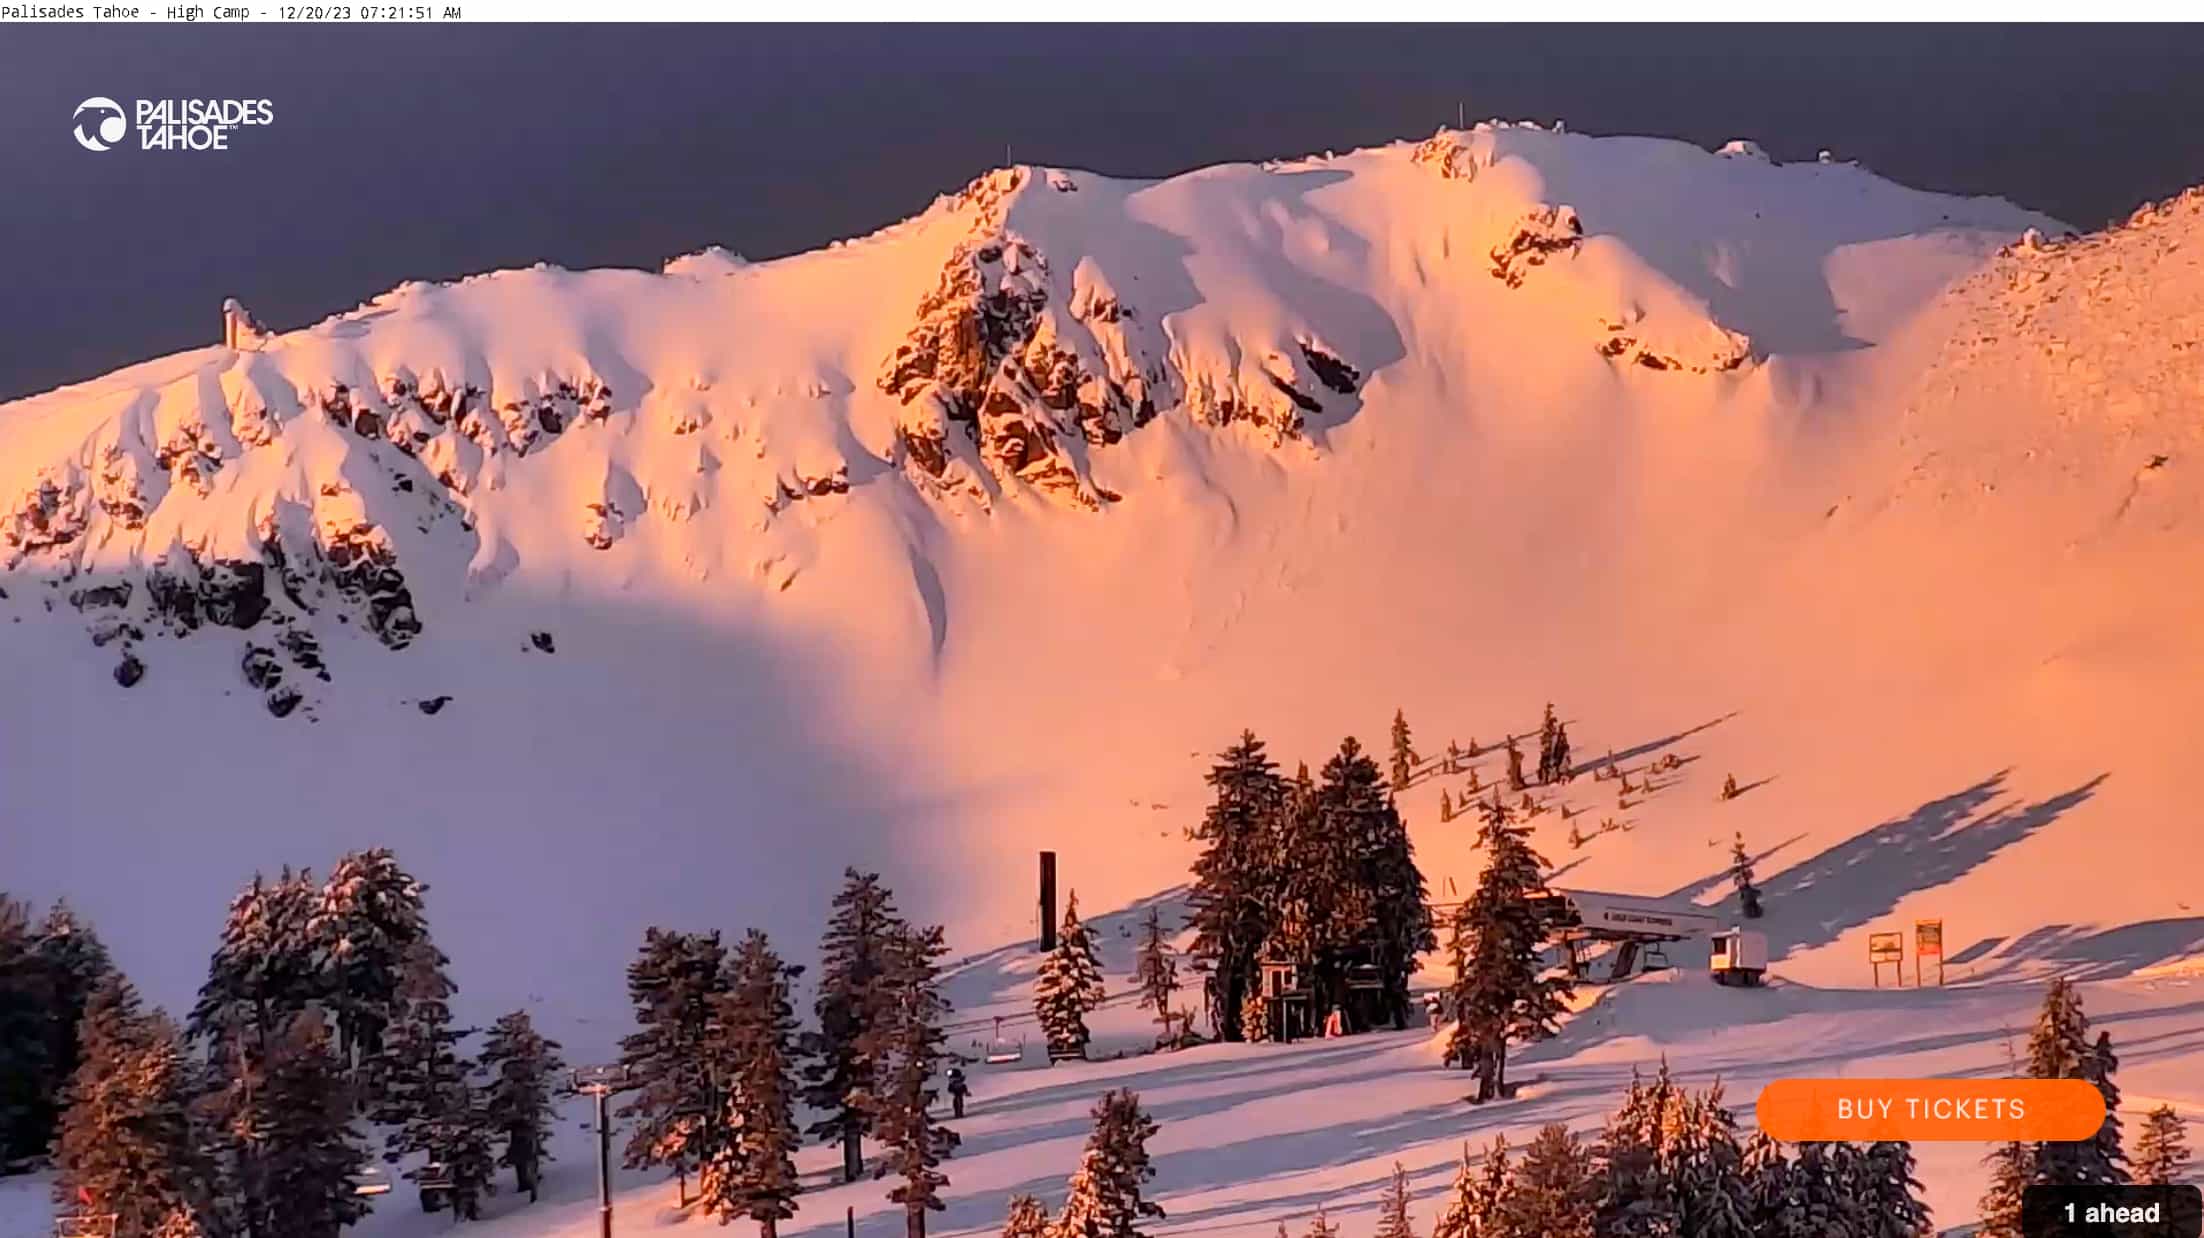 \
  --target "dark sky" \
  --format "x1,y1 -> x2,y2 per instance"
3,25 -> 2202,403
